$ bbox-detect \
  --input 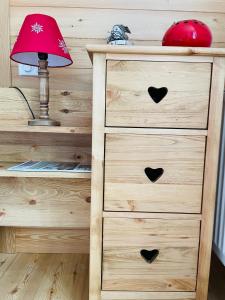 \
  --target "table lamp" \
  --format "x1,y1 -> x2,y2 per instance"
10,14 -> 73,126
